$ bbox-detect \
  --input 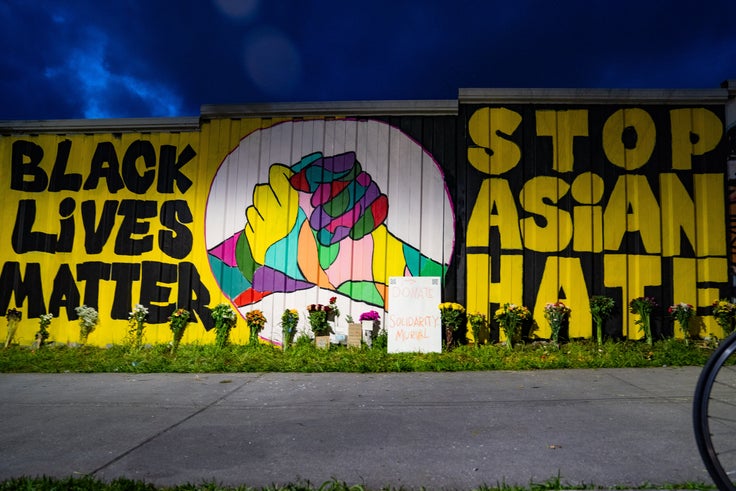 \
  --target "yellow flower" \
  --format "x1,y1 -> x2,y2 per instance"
438,302 -> 465,312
